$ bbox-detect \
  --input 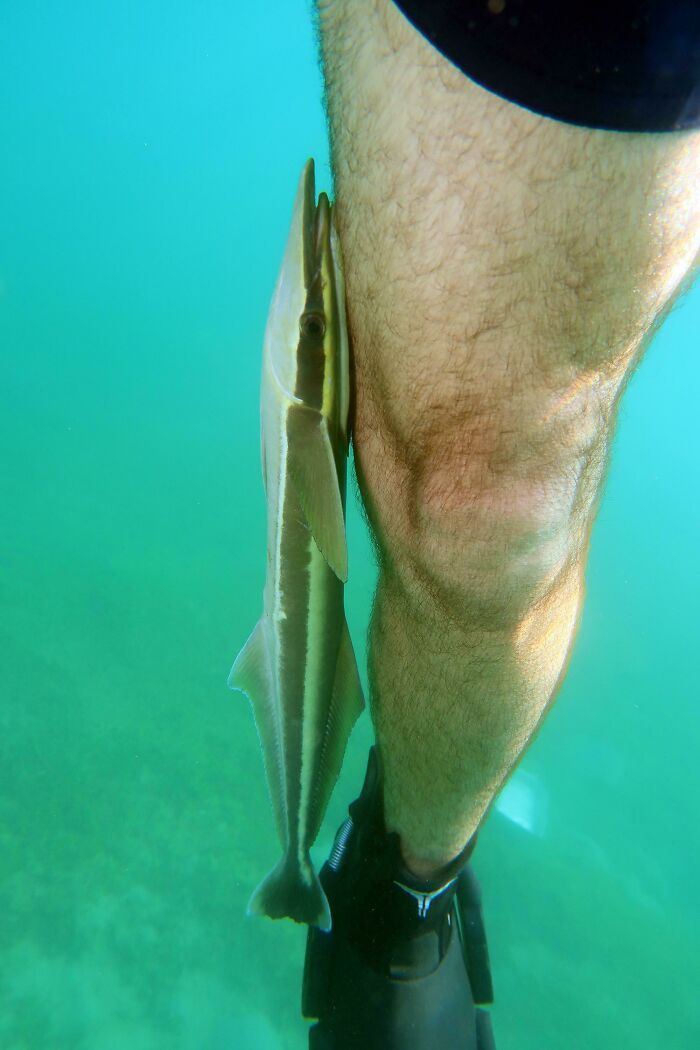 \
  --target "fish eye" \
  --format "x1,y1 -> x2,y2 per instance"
300,312 -> 326,339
